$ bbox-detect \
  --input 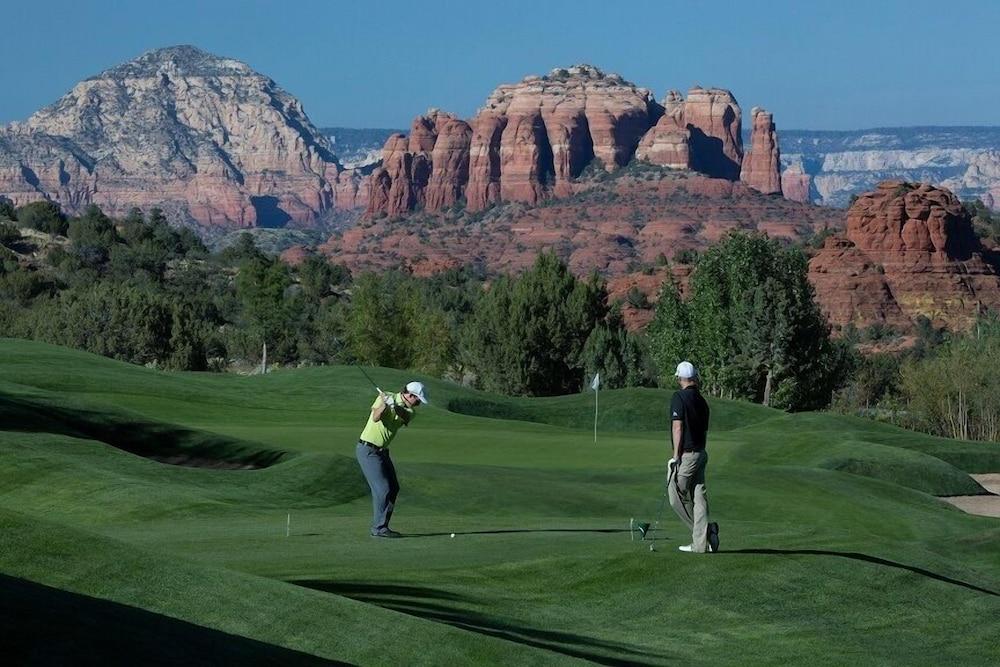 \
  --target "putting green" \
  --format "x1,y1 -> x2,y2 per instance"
1,339 -> 999,665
